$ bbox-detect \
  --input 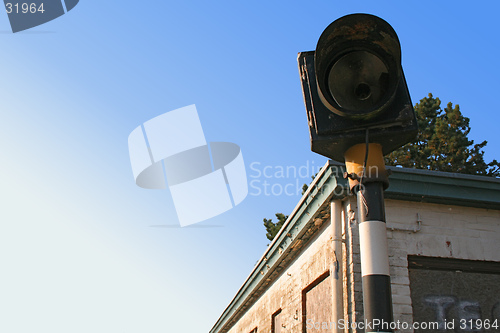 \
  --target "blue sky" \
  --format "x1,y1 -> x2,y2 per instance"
1,1 -> 499,332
